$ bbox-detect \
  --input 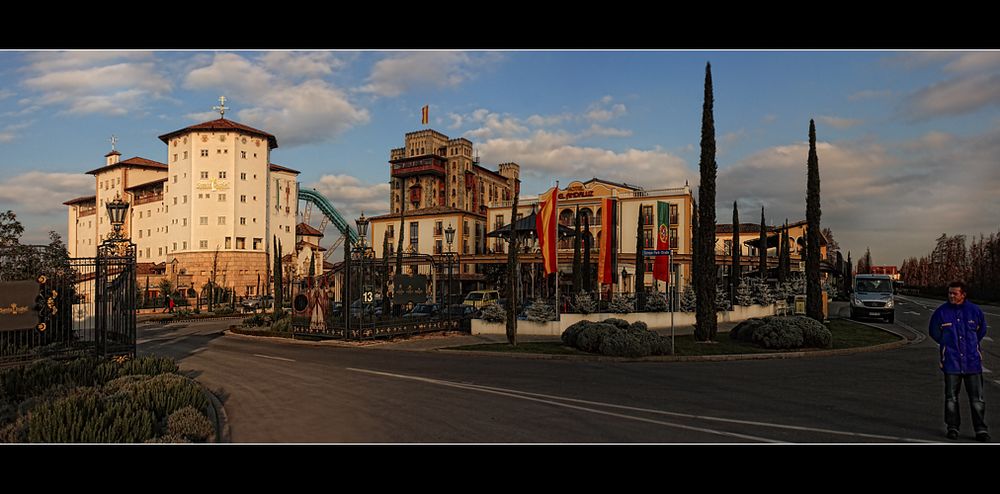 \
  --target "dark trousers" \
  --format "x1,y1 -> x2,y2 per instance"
944,373 -> 989,434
